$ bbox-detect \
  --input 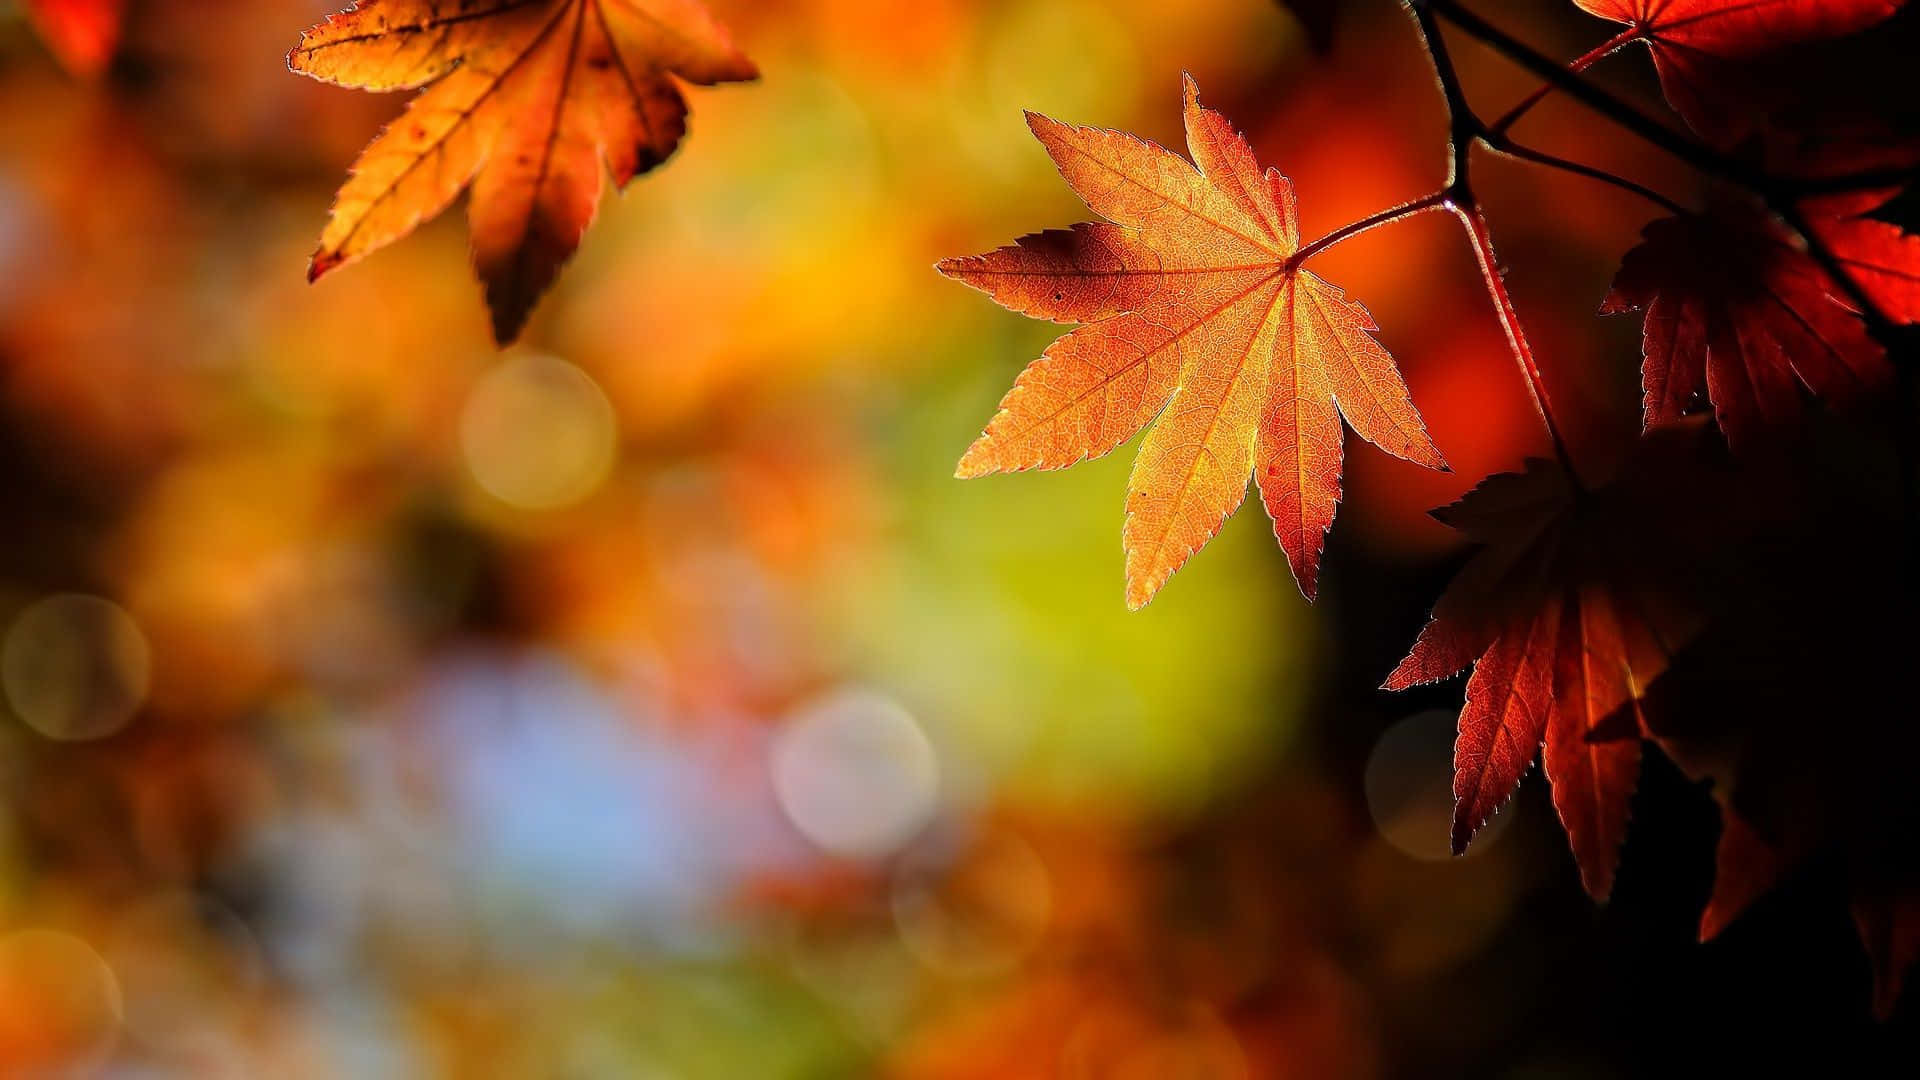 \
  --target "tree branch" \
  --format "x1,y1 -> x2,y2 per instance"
1420,0 -> 1772,192
1410,1 -> 1583,487
1485,28 -> 1637,137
